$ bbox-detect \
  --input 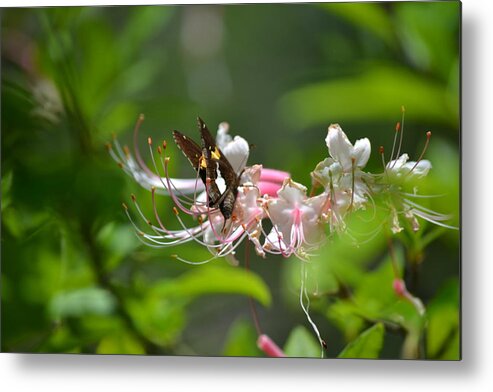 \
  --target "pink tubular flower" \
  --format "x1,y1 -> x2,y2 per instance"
257,334 -> 286,358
